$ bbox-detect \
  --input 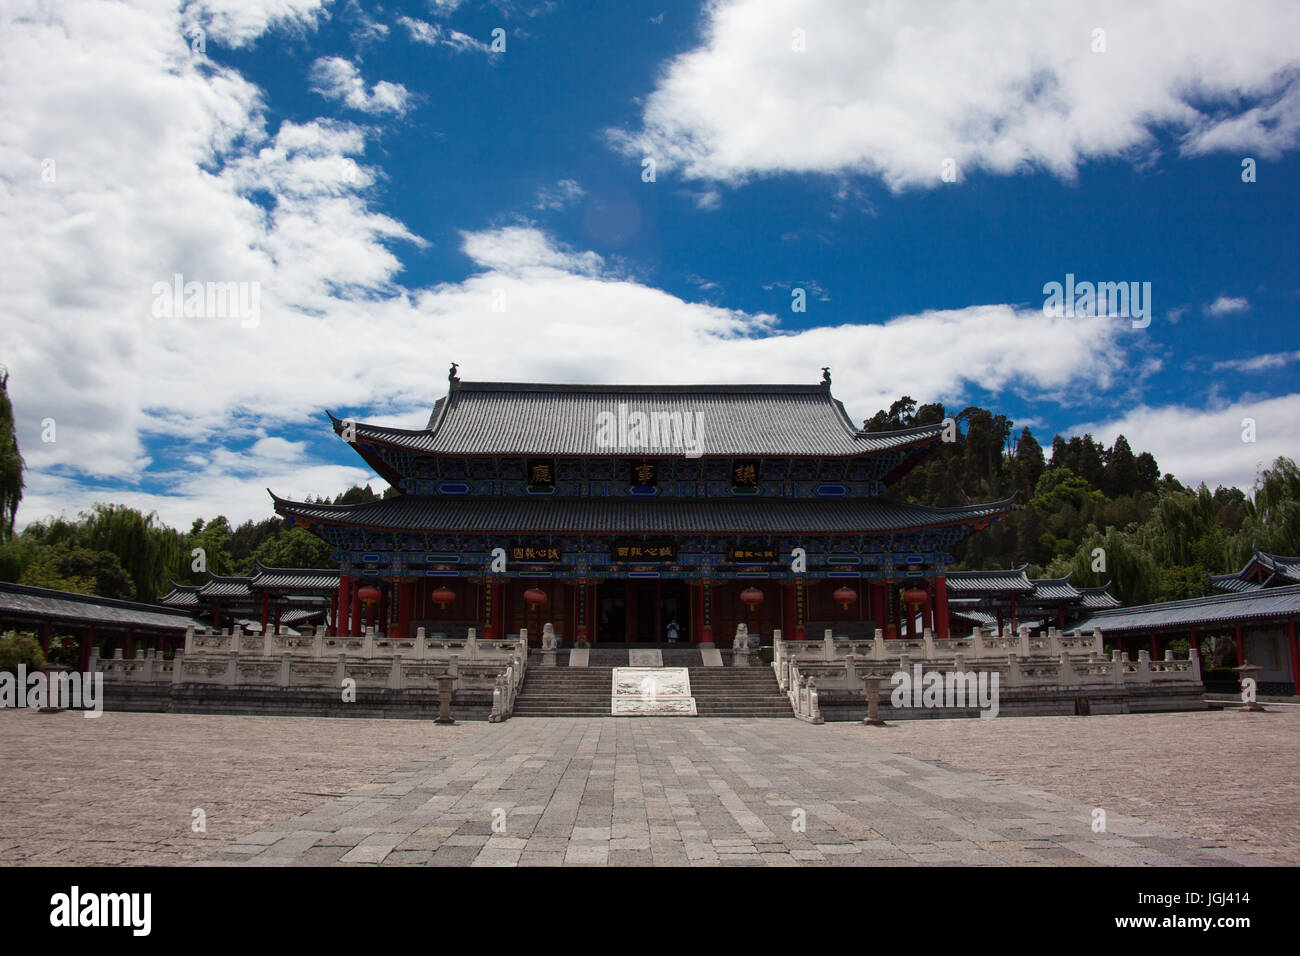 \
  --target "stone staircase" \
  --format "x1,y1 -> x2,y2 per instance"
512,647 -> 793,718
